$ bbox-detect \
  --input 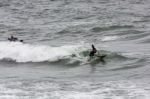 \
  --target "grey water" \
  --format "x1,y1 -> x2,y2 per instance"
0,0 -> 150,98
